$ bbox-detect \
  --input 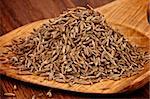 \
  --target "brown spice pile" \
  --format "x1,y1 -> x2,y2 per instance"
4,7 -> 148,84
